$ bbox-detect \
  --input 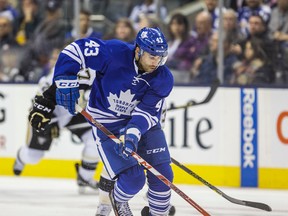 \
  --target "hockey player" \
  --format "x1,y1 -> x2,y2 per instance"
13,49 -> 100,192
28,27 -> 174,216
